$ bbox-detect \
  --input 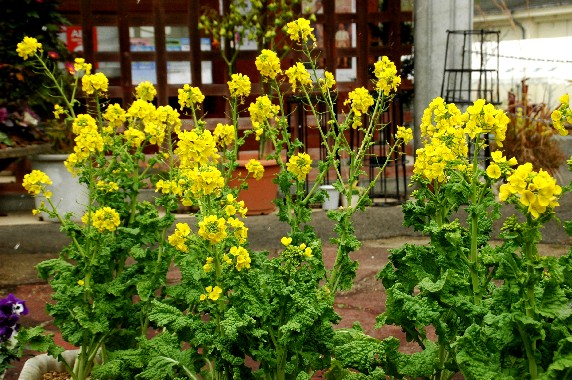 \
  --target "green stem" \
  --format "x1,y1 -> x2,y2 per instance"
469,137 -> 481,306
327,212 -> 351,293
517,321 -> 538,380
